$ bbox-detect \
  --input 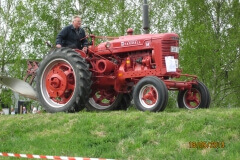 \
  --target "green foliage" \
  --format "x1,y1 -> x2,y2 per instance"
0,89 -> 13,108
0,108 -> 240,159
166,91 -> 178,109
171,0 -> 240,107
